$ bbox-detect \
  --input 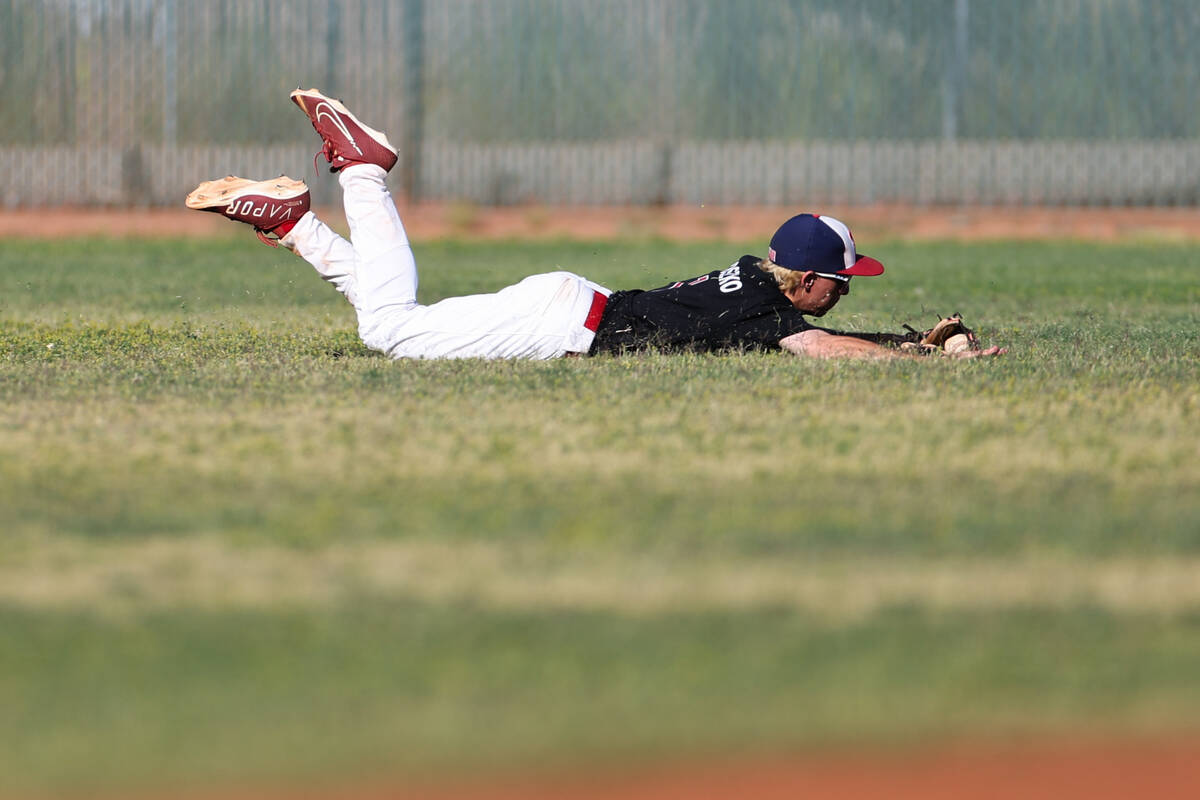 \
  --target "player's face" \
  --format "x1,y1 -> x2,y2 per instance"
788,275 -> 850,316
